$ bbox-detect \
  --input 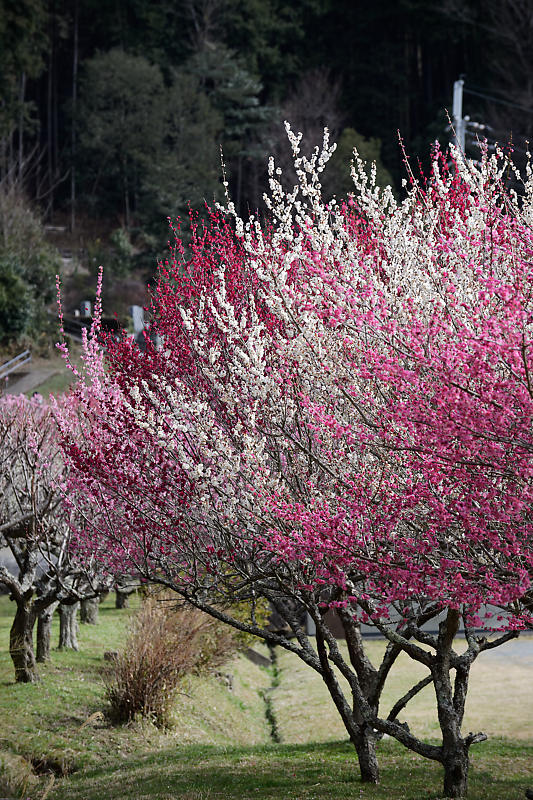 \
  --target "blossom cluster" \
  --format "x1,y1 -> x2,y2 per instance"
57,130 -> 533,629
